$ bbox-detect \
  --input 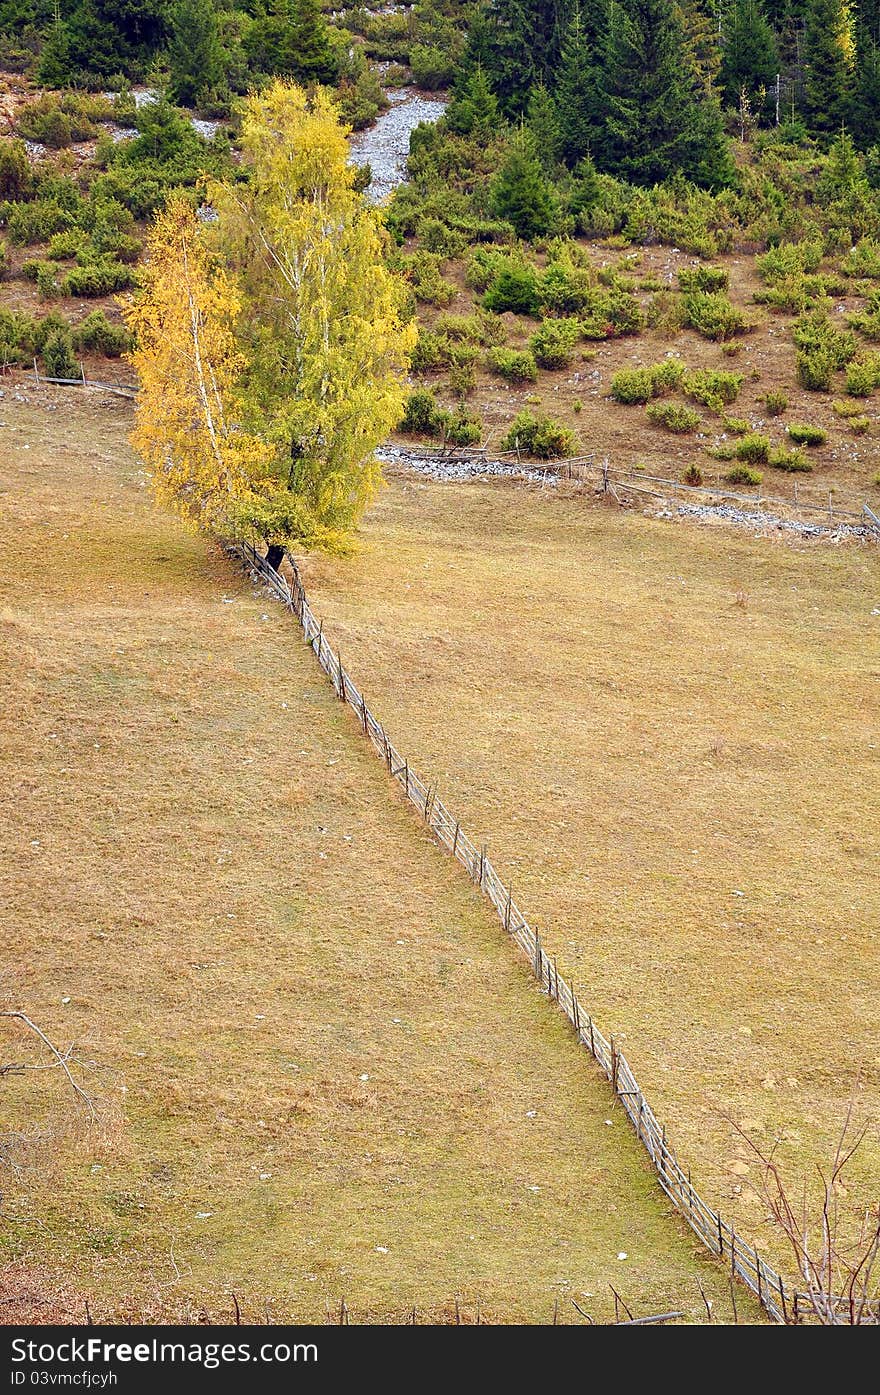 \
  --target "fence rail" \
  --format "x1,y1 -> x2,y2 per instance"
229,537 -> 879,1326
